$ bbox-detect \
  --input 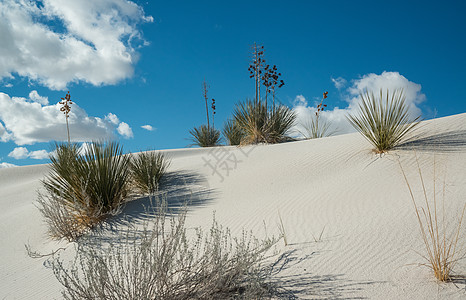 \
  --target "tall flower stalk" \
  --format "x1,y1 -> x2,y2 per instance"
248,43 -> 265,105
202,80 -> 210,129
59,91 -> 73,144
211,98 -> 216,129
262,64 -> 284,109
